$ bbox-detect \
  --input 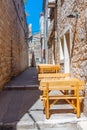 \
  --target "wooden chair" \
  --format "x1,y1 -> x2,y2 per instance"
39,79 -> 85,119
